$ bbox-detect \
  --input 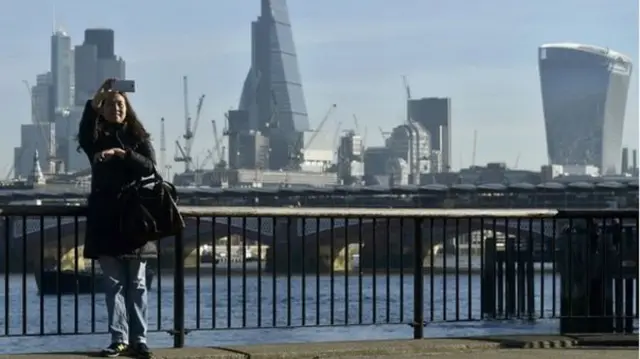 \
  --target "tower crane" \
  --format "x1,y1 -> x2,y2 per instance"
211,119 -> 222,161
160,118 -> 167,177
289,103 -> 337,168
174,75 -> 205,172
402,75 -> 412,123
211,119 -> 226,168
